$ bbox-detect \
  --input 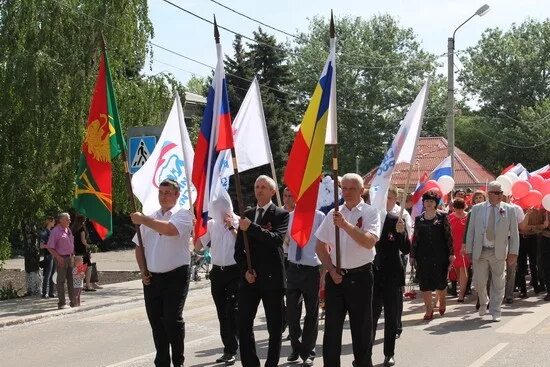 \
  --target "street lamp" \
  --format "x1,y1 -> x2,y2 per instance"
447,4 -> 490,177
